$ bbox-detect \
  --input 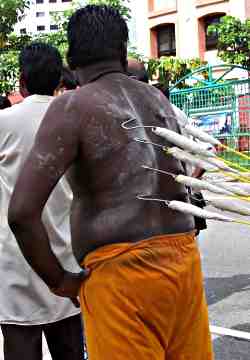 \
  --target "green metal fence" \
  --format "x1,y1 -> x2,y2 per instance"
170,65 -> 250,168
